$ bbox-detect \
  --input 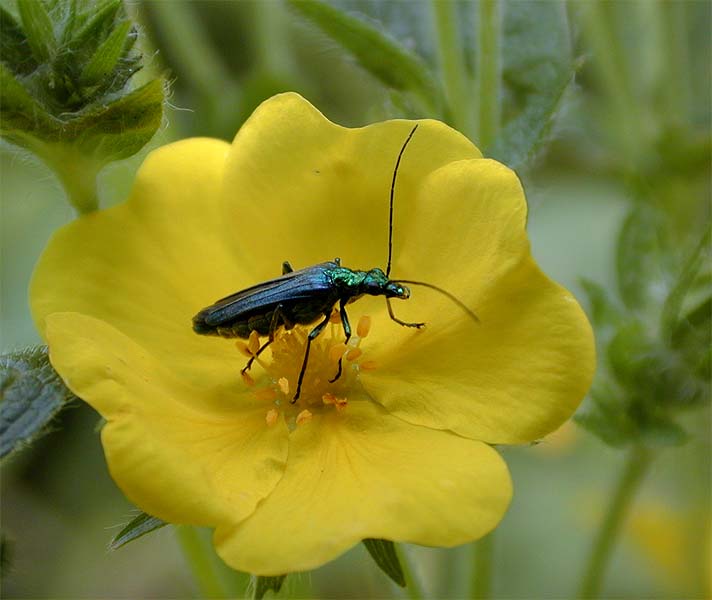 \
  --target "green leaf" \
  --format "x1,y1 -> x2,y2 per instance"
254,575 -> 286,599
0,6 -> 38,75
362,538 -> 406,587
579,277 -> 624,329
487,0 -> 575,168
661,225 -> 711,343
0,346 -> 75,459
639,418 -> 689,448
0,531 -> 12,577
488,58 -> 580,169
17,0 -> 56,62
71,0 -> 122,52
575,383 -> 637,447
288,0 -> 442,112
616,204 -> 669,310
80,20 -> 132,85
110,512 -> 168,550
